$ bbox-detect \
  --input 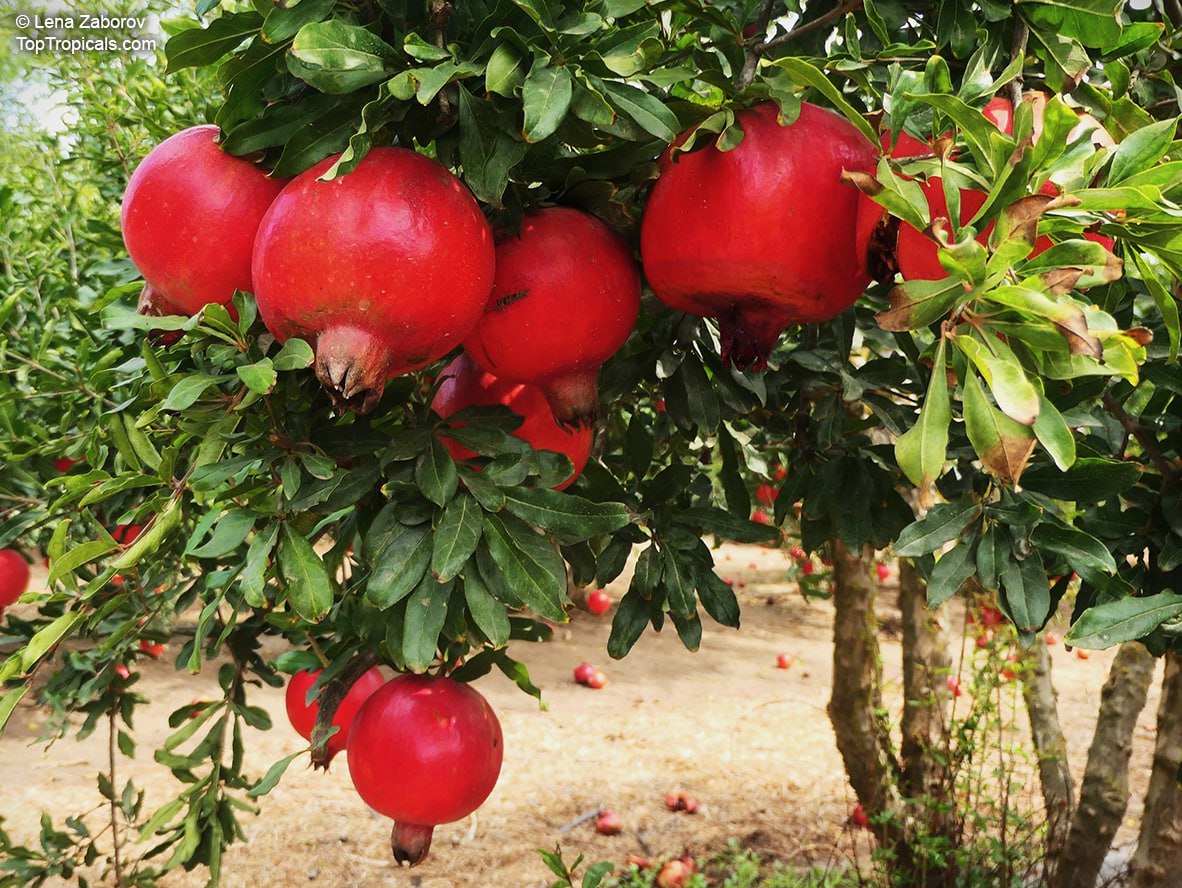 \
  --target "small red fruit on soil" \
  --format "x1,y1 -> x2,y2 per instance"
665,790 -> 699,813
348,674 -> 503,866
285,666 -> 385,764
573,662 -> 596,685
946,676 -> 963,697
122,125 -> 286,317
595,809 -> 622,835
756,483 -> 778,505
432,353 -> 593,491
254,147 -> 495,414
876,562 -> 891,582
627,854 -> 653,870
642,102 -> 877,370
587,589 -> 611,616
1075,648 -> 1090,661
586,670 -> 608,690
777,653 -> 794,670
656,859 -> 691,888
850,803 -> 870,829
464,207 -> 640,427
0,550 -> 30,608
750,509 -> 770,524
139,640 -> 166,658
1046,632 -> 1059,646
976,630 -> 994,648
788,546 -> 806,562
